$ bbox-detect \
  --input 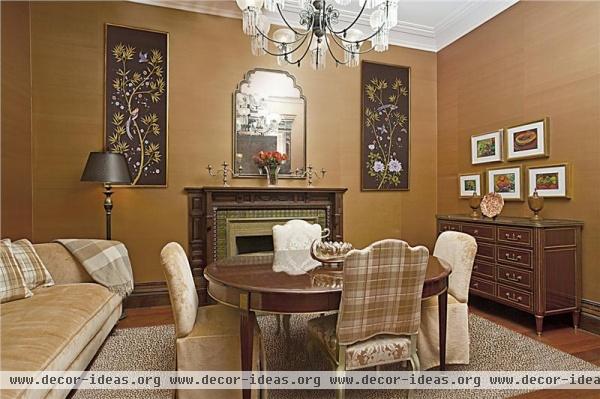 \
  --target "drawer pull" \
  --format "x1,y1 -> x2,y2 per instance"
504,233 -> 522,241
472,282 -> 479,289
505,272 -> 522,282
473,265 -> 478,271
473,229 -> 479,235
505,292 -> 523,302
505,253 -> 522,262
